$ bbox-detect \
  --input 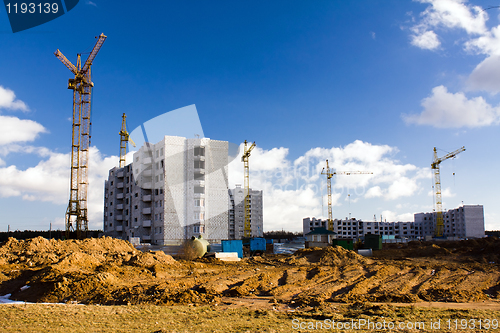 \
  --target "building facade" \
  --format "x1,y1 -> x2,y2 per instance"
414,205 -> 485,239
104,136 -> 229,245
228,185 -> 263,239
303,205 -> 485,241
